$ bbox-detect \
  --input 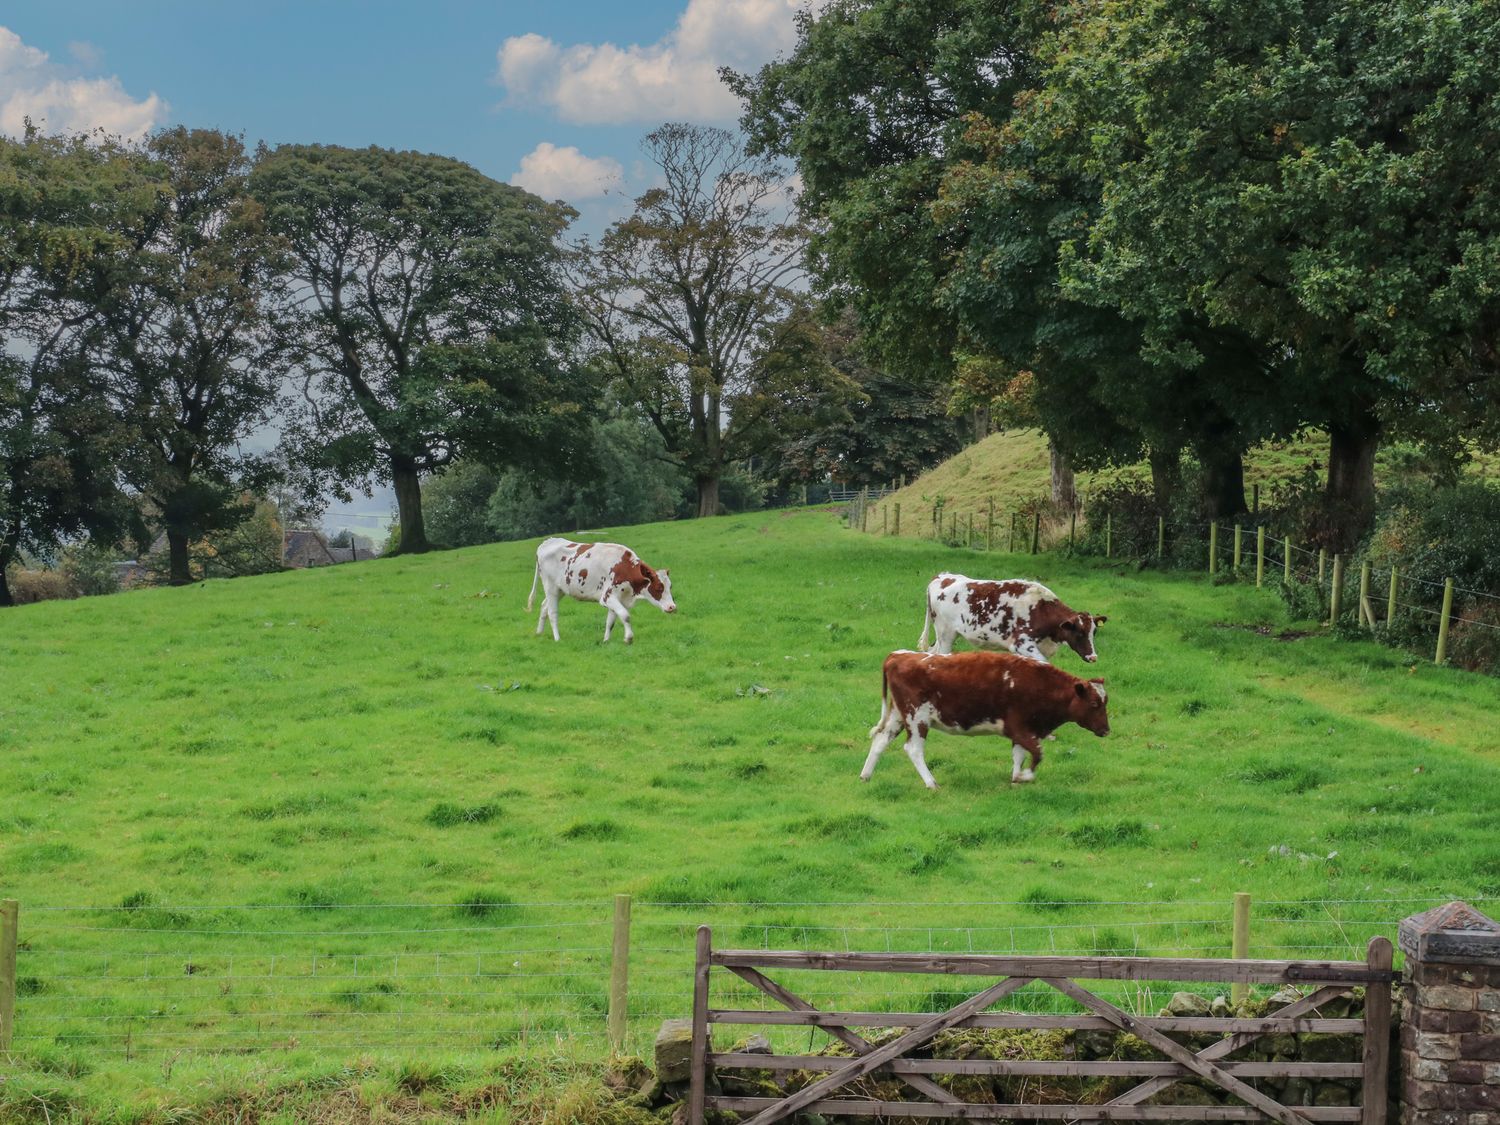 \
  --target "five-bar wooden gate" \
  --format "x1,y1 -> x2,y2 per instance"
688,926 -> 1394,1124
